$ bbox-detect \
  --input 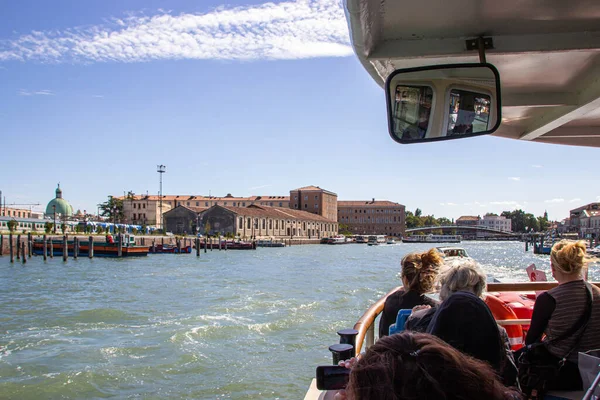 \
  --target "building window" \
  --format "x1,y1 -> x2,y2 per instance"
304,195 -> 308,200
275,220 -> 278,229
270,202 -> 273,206
224,202 -> 228,206
314,204 -> 318,209
239,217 -> 243,228
262,219 -> 266,229
294,204 -> 298,209
279,202 -> 282,207
315,195 -> 318,200
242,202 -> 246,207
196,202 -> 200,206
247,218 -> 251,229
269,219 -> 272,229
294,196 -> 298,200
205,202 -> 209,206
